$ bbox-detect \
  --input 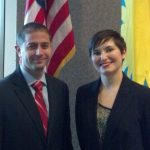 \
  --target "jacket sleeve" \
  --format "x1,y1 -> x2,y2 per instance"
137,86 -> 150,150
0,97 -> 3,150
62,84 -> 73,150
0,114 -> 2,150
75,87 -> 85,150
142,89 -> 150,150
